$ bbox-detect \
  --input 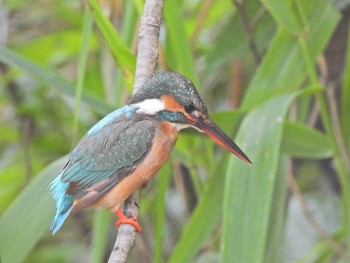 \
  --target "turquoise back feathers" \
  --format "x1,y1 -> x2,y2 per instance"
49,105 -> 156,234
49,174 -> 74,234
